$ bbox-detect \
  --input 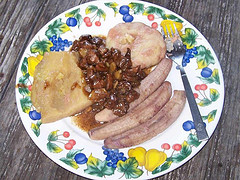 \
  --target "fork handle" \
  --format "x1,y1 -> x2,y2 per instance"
180,67 -> 209,141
